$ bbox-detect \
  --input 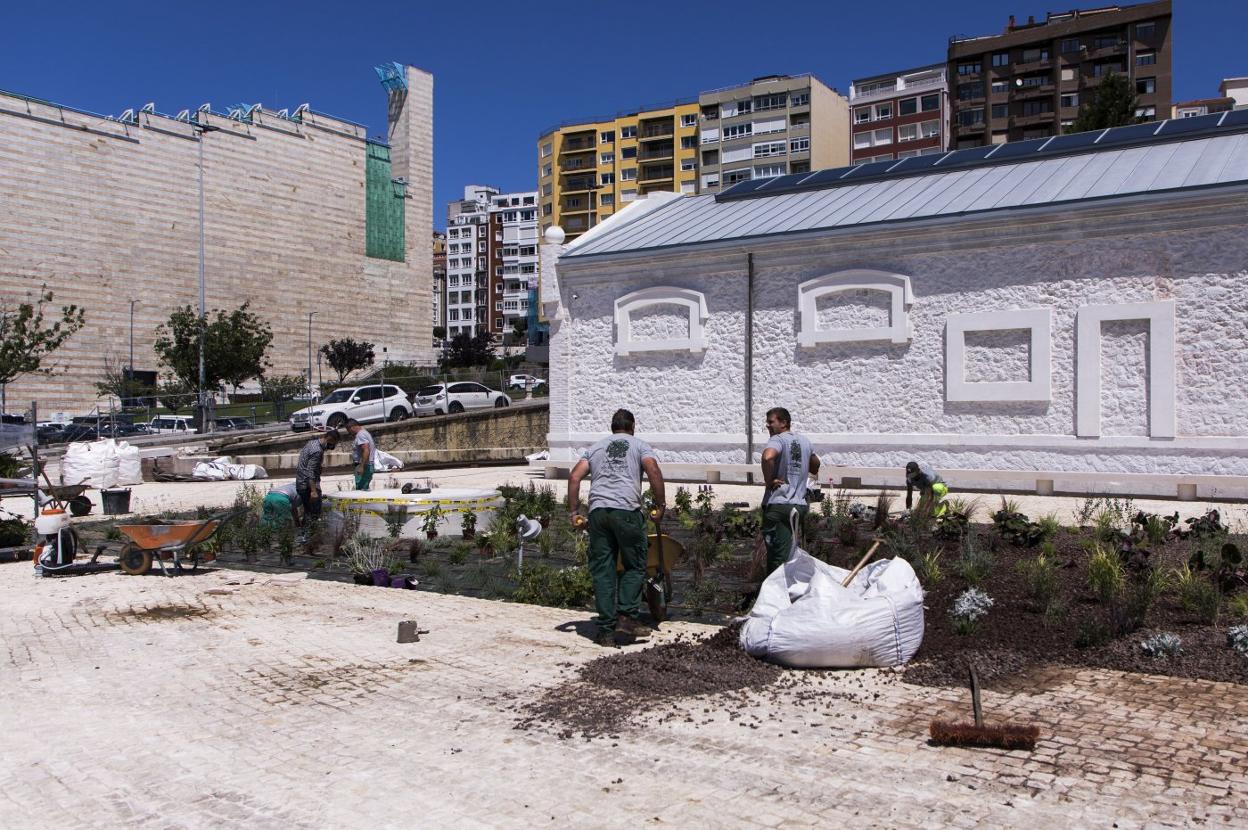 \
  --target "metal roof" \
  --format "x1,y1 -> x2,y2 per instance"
563,111 -> 1248,261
